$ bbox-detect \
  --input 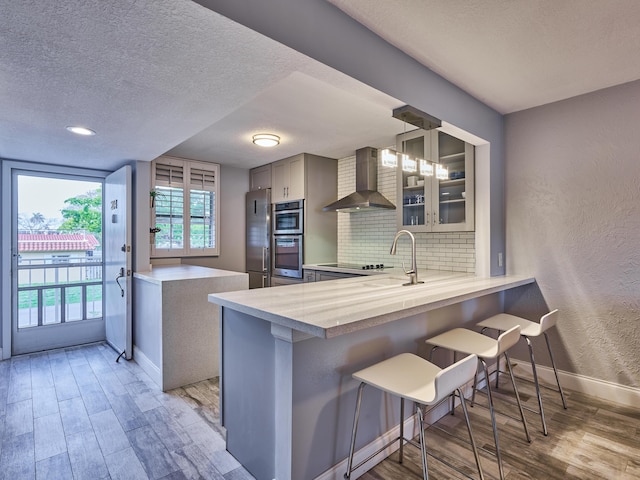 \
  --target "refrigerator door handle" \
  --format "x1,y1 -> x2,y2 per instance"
262,246 -> 267,272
